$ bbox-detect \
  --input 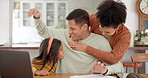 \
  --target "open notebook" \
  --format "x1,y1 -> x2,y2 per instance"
0,50 -> 33,78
